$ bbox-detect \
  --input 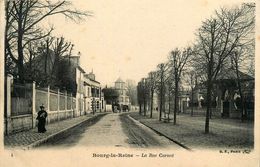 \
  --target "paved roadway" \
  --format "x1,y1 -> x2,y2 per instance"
40,112 -> 183,149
